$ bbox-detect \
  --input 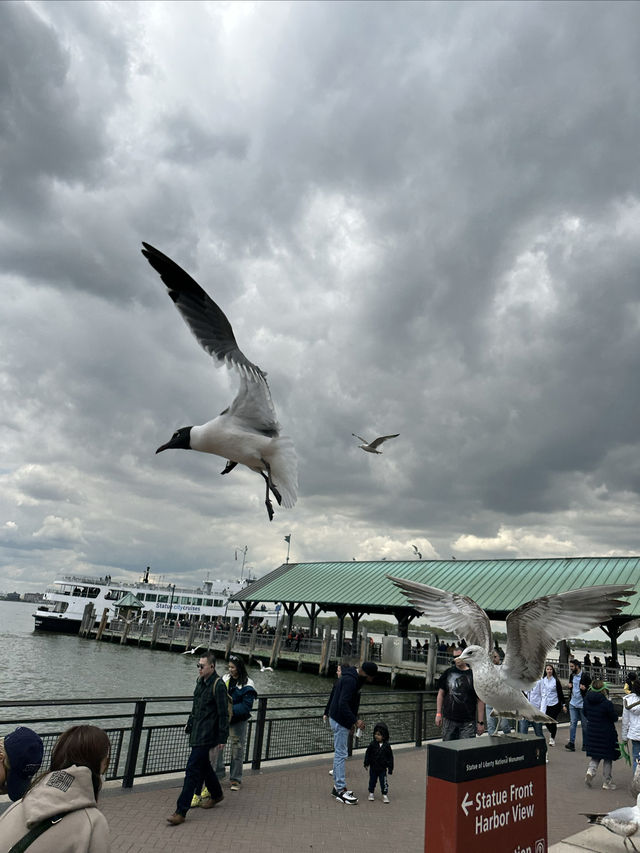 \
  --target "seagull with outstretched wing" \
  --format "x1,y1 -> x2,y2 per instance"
388,576 -> 634,725
352,433 -> 399,454
142,243 -> 298,521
